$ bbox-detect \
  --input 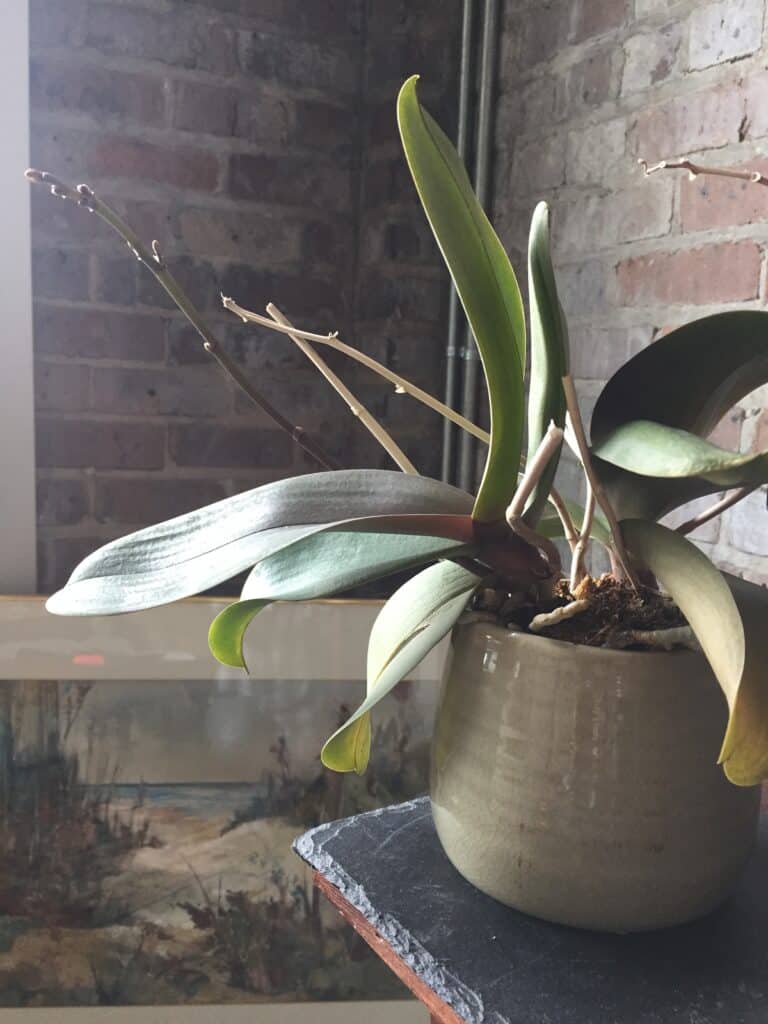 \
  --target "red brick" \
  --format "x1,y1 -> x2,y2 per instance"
38,536 -> 111,593
294,99 -> 353,151
94,477 -> 227,524
34,306 -> 166,362
744,72 -> 768,140
237,33 -> 357,95
84,5 -> 236,75
169,424 -> 292,468
173,81 -> 237,137
36,419 -> 165,469
363,158 -> 415,207
29,0 -> 87,48
234,92 -> 291,145
302,217 -> 356,267
753,410 -> 768,452
87,138 -> 219,191
229,153 -> 352,210
31,189 -> 107,247
710,409 -> 745,450
30,59 -> 165,126
177,207 -> 301,264
219,264 -> 346,321
32,249 -> 90,301
90,253 -> 138,306
136,256 -> 220,313
120,200 -> 175,250
557,50 -> 616,119
680,158 -> 768,232
616,242 -> 761,306
36,478 -> 90,526
91,366 -> 230,417
632,85 -> 745,159
571,0 -> 628,42
518,2 -> 567,69
35,362 -> 91,413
